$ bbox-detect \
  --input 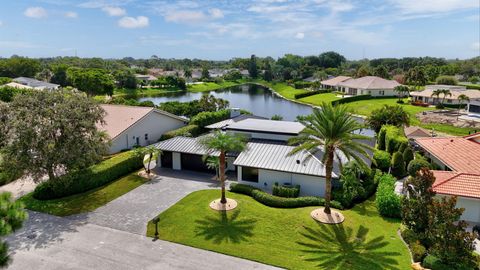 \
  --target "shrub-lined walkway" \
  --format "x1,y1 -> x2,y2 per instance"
146,190 -> 411,270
